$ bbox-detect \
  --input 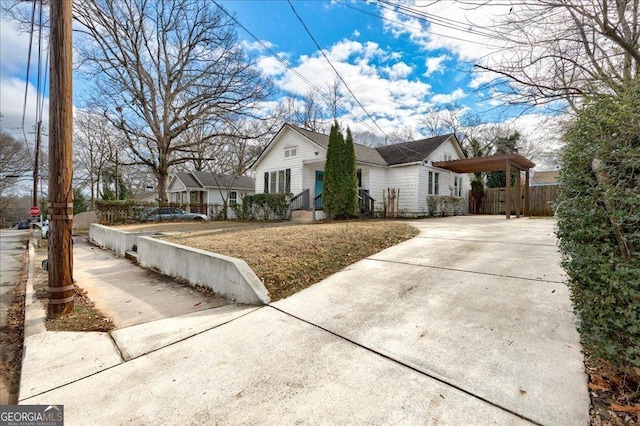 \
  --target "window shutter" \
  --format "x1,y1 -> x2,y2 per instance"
285,169 -> 291,193
264,172 -> 269,193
